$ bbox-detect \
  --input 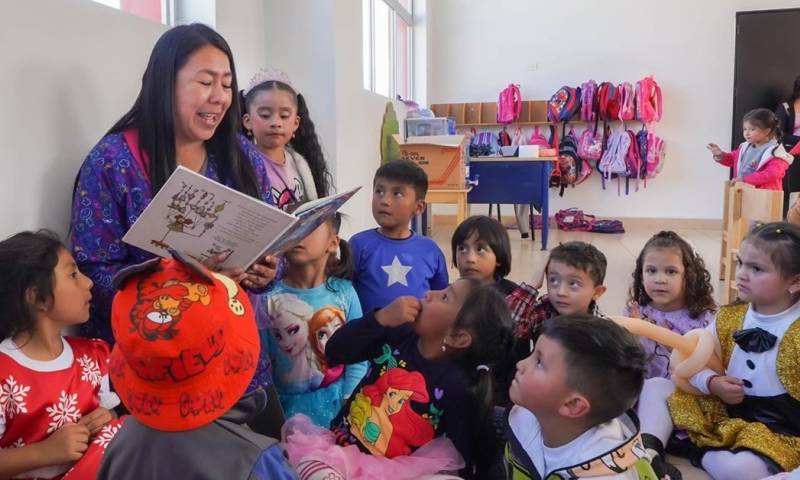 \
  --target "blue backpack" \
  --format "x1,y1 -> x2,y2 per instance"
547,86 -> 582,123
